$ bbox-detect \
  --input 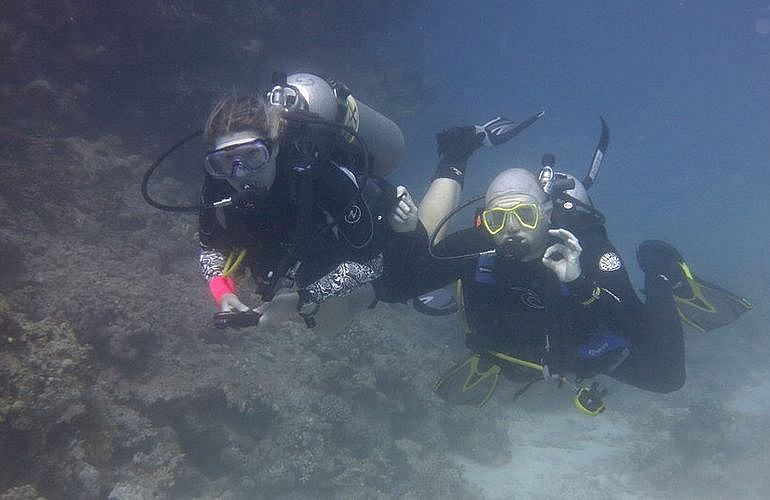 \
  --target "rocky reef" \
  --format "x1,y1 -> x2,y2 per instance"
0,116 -> 516,499
0,0 -> 431,141
0,2 -> 509,498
